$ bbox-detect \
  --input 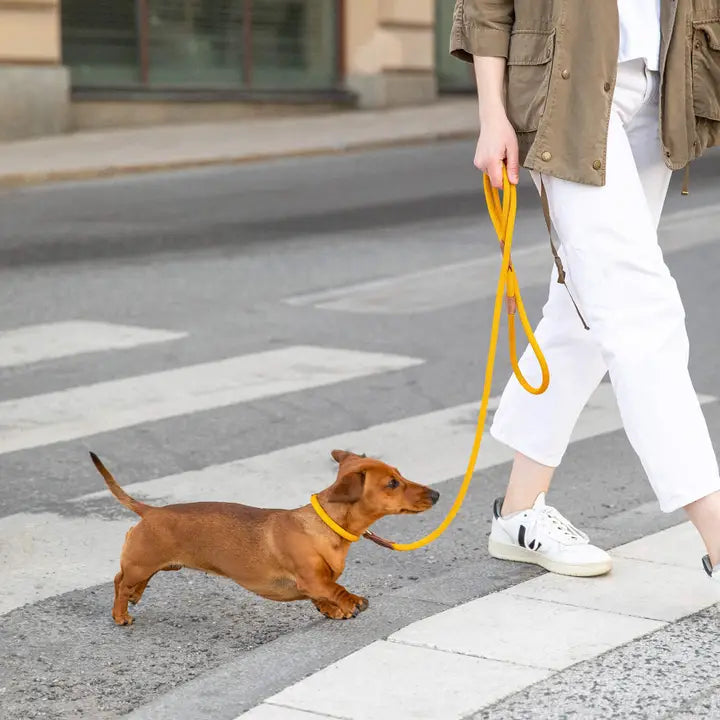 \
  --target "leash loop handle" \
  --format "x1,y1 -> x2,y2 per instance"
486,170 -> 550,397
